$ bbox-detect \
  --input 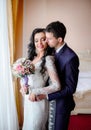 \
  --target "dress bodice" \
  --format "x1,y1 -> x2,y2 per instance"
28,60 -> 49,89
